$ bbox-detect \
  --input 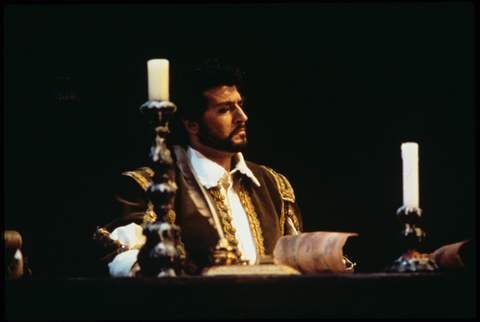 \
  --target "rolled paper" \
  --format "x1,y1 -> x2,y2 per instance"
147,59 -> 169,101
429,240 -> 469,271
401,142 -> 419,210
273,231 -> 358,274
